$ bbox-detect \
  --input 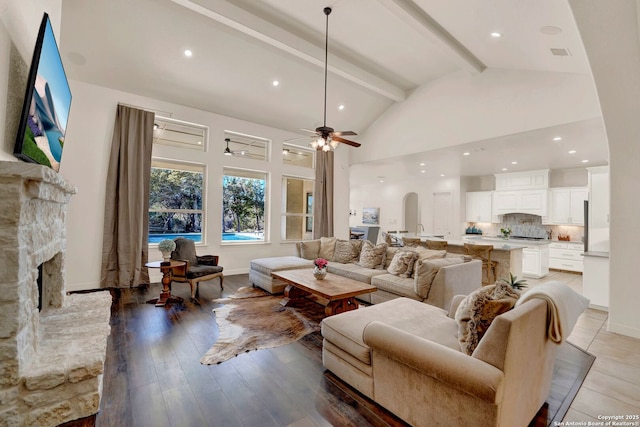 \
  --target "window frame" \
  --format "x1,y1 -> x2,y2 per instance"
148,158 -> 207,245
281,175 -> 315,241
222,167 -> 269,244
